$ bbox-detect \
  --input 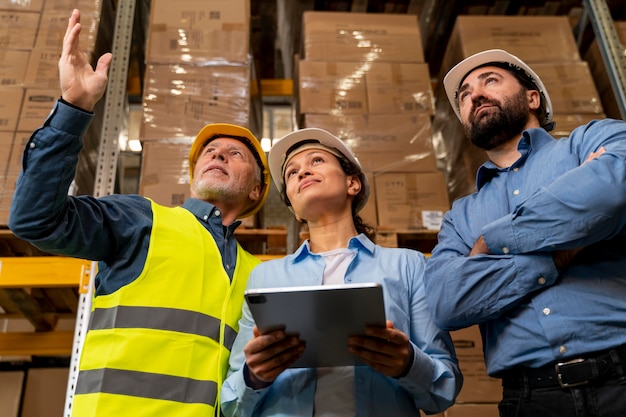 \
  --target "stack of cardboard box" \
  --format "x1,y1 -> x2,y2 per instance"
138,0 -> 256,215
296,11 -> 450,232
0,0 -> 103,224
433,15 -> 606,203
